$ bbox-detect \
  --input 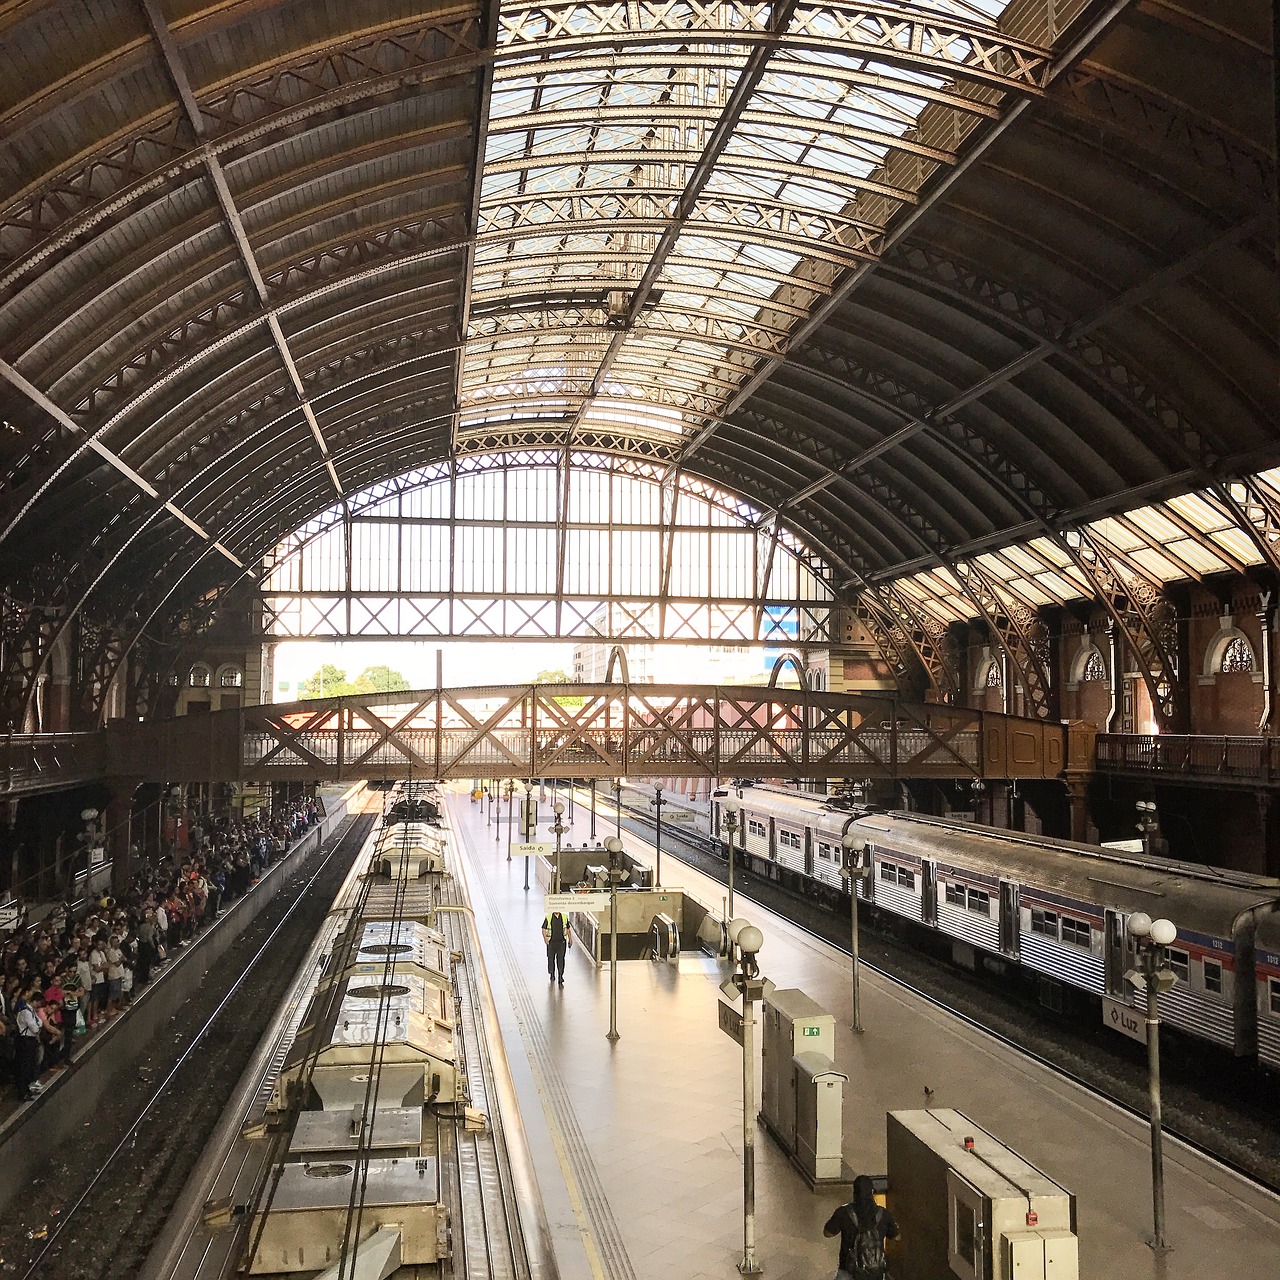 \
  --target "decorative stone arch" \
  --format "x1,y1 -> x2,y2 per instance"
1067,640 -> 1108,689
1204,623 -> 1257,676
603,645 -> 630,684
972,647 -> 1001,695
767,650 -> 810,690
215,663 -> 244,689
